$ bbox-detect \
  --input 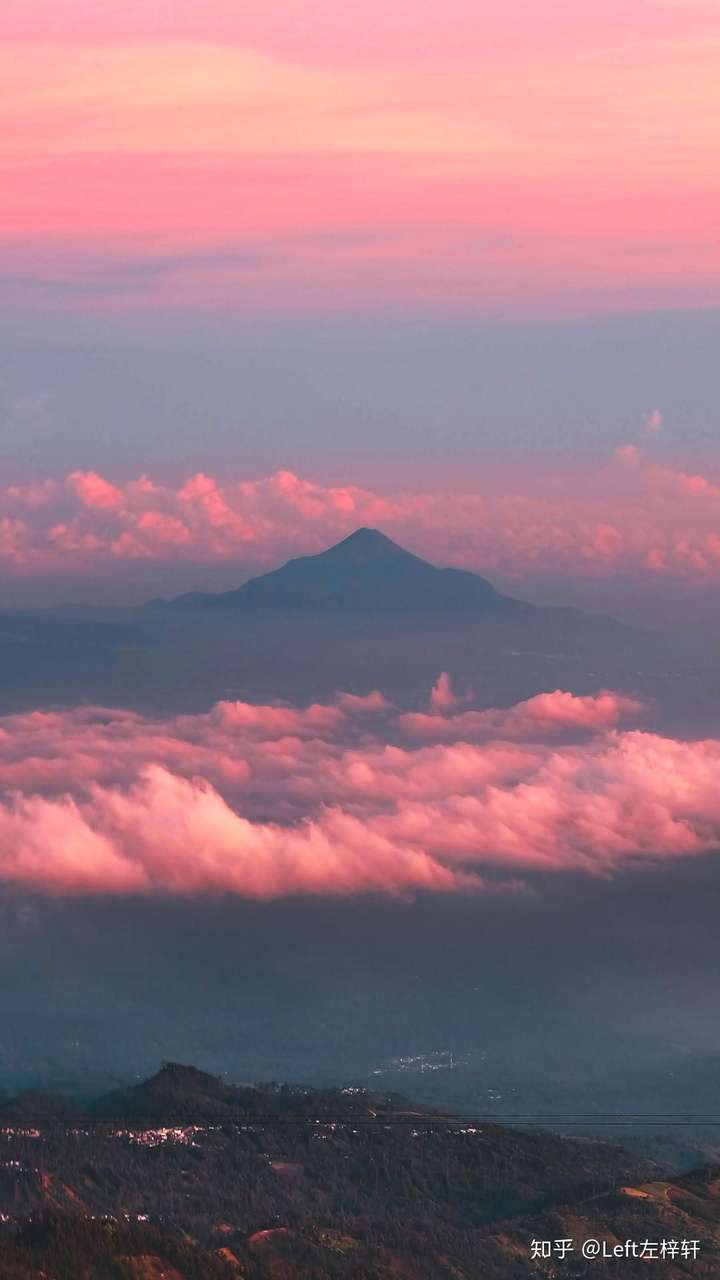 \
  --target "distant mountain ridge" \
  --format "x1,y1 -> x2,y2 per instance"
0,530 -> 642,717
156,528 -> 535,615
